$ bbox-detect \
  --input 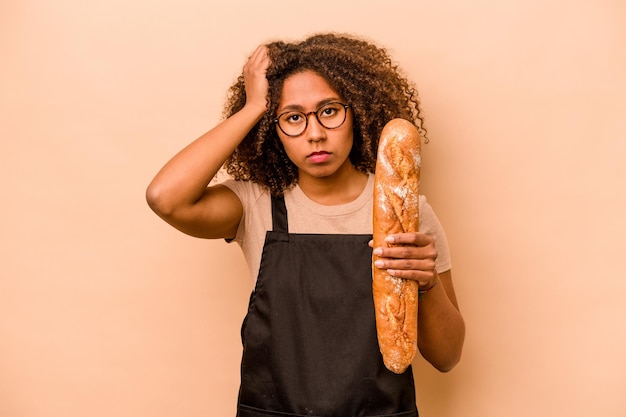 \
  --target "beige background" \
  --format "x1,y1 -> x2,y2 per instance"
1,0 -> 625,416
